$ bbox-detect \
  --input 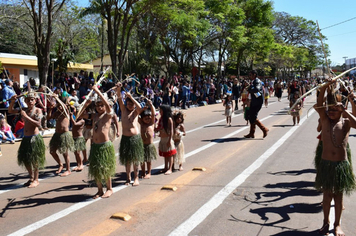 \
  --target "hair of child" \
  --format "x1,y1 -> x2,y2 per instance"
141,108 -> 152,118
173,110 -> 185,124
160,104 -> 172,133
